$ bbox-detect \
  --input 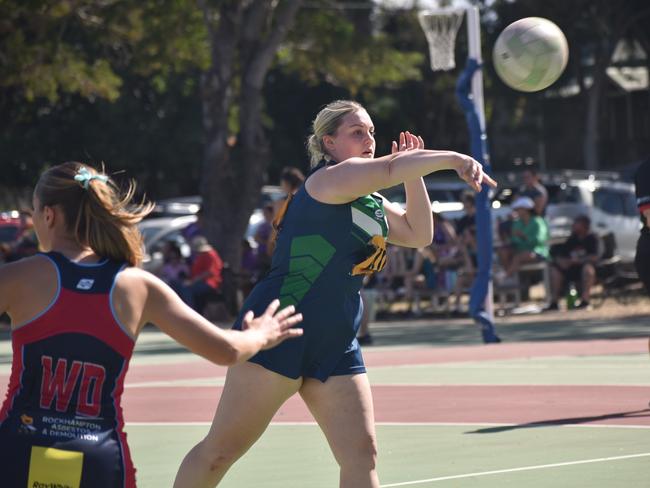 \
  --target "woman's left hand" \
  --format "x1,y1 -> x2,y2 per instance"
392,131 -> 424,154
